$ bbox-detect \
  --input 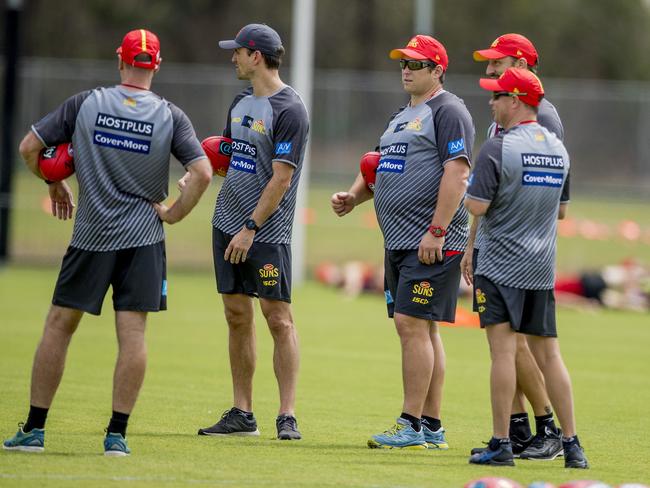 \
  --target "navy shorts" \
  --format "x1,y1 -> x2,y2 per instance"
384,249 -> 462,322
474,275 -> 557,337
471,247 -> 480,312
213,227 -> 292,302
52,242 -> 167,316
